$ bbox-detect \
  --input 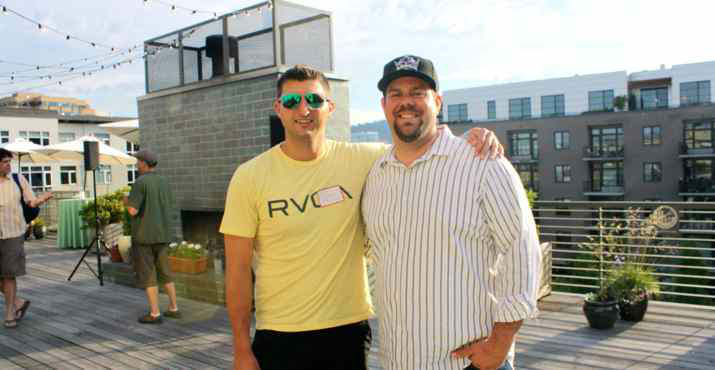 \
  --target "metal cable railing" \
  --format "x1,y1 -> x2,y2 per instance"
534,200 -> 715,306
